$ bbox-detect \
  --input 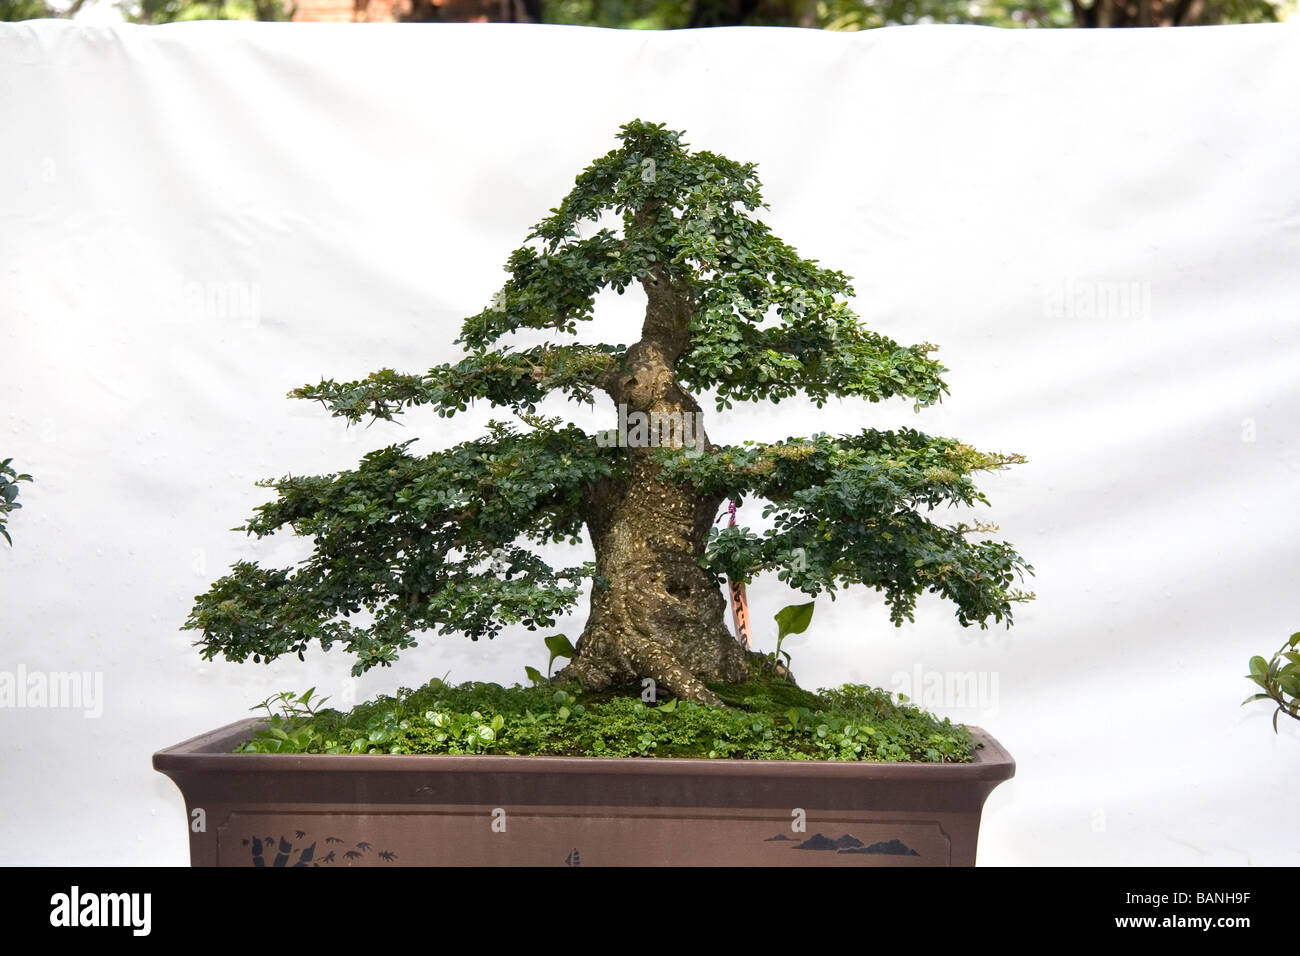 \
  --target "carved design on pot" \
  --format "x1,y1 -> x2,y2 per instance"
241,831 -> 396,866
